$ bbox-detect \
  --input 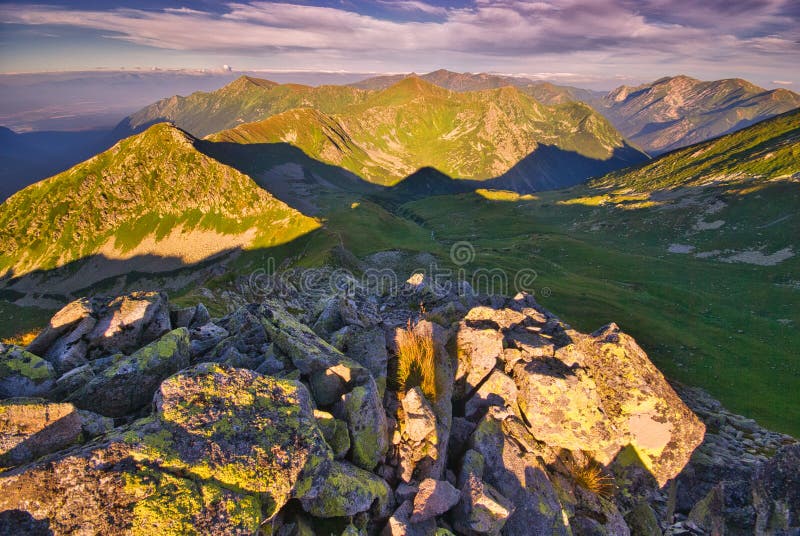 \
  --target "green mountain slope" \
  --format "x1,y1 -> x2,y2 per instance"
592,107 -> 800,191
595,75 -> 800,154
115,76 -> 370,138
0,123 -> 318,280
208,77 -> 646,190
